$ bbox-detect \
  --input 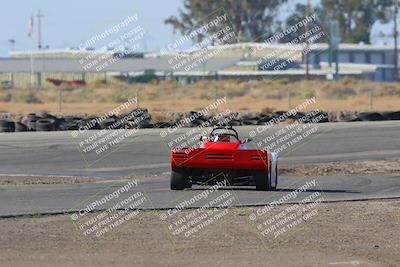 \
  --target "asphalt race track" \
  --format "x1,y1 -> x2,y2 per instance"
0,121 -> 399,217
